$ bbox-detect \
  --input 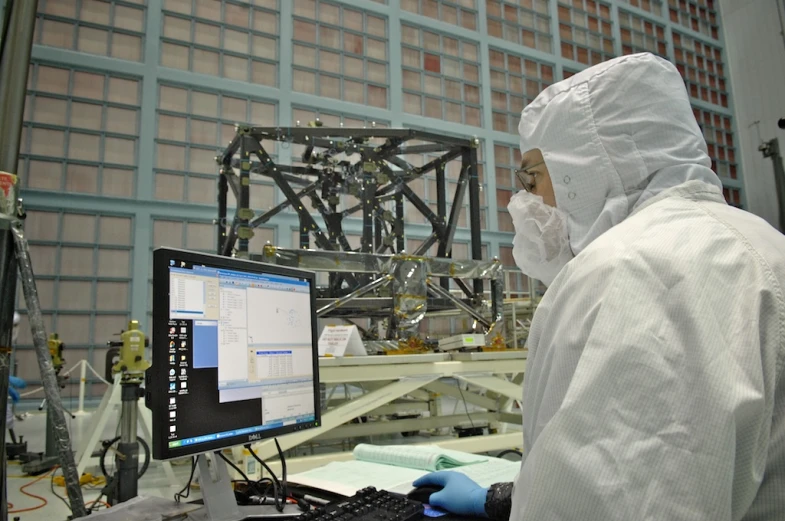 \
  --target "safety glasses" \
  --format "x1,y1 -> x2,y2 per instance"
514,161 -> 545,192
